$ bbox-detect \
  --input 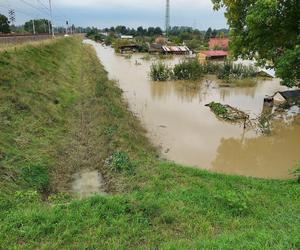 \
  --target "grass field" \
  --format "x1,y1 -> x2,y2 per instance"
0,37 -> 299,249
